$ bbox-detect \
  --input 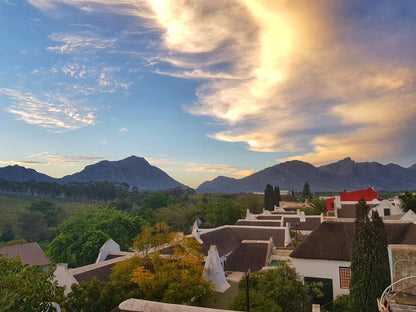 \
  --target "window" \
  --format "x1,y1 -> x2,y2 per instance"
339,267 -> 351,289
331,202 -> 334,208
384,208 -> 391,216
